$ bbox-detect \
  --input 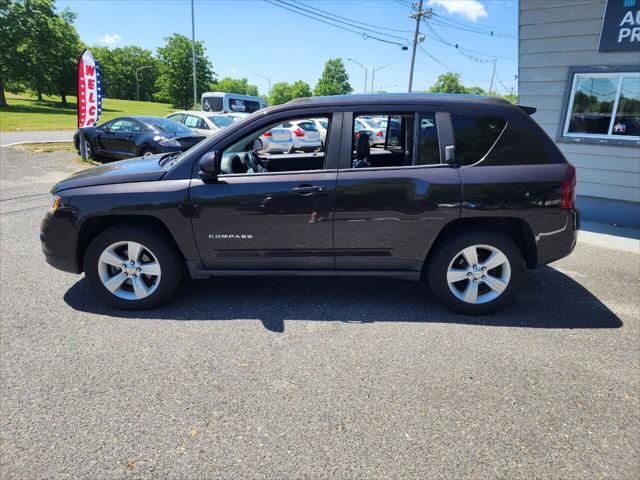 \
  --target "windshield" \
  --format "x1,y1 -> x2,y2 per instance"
208,116 -> 235,129
146,118 -> 193,135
